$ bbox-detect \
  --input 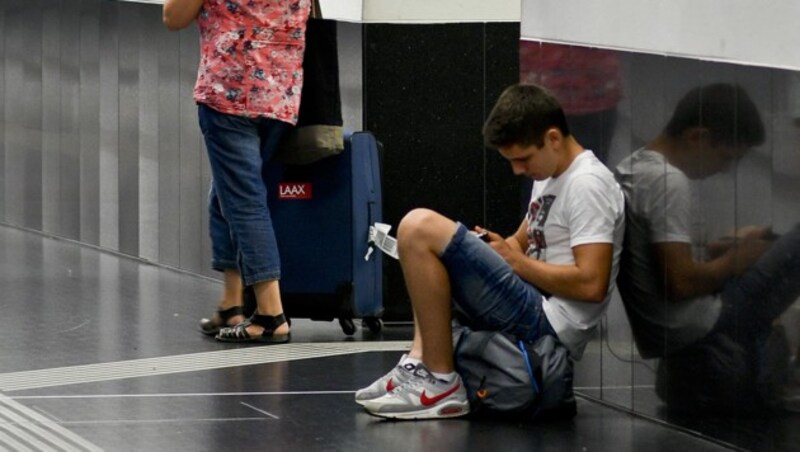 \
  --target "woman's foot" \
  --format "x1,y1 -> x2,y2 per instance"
199,305 -> 245,336
216,313 -> 291,343
238,315 -> 291,338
